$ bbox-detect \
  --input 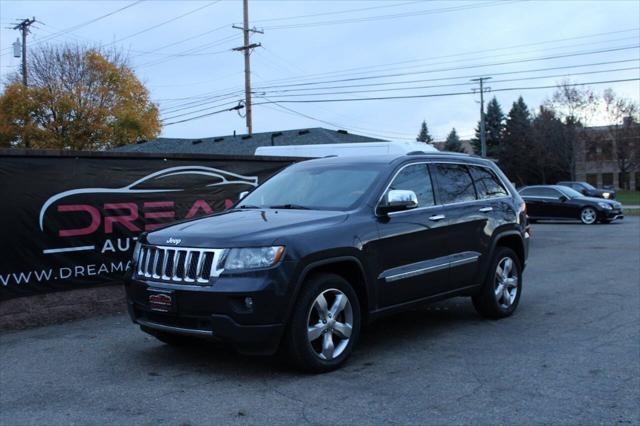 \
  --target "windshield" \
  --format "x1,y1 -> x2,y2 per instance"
582,182 -> 596,190
558,186 -> 584,198
237,163 -> 382,210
